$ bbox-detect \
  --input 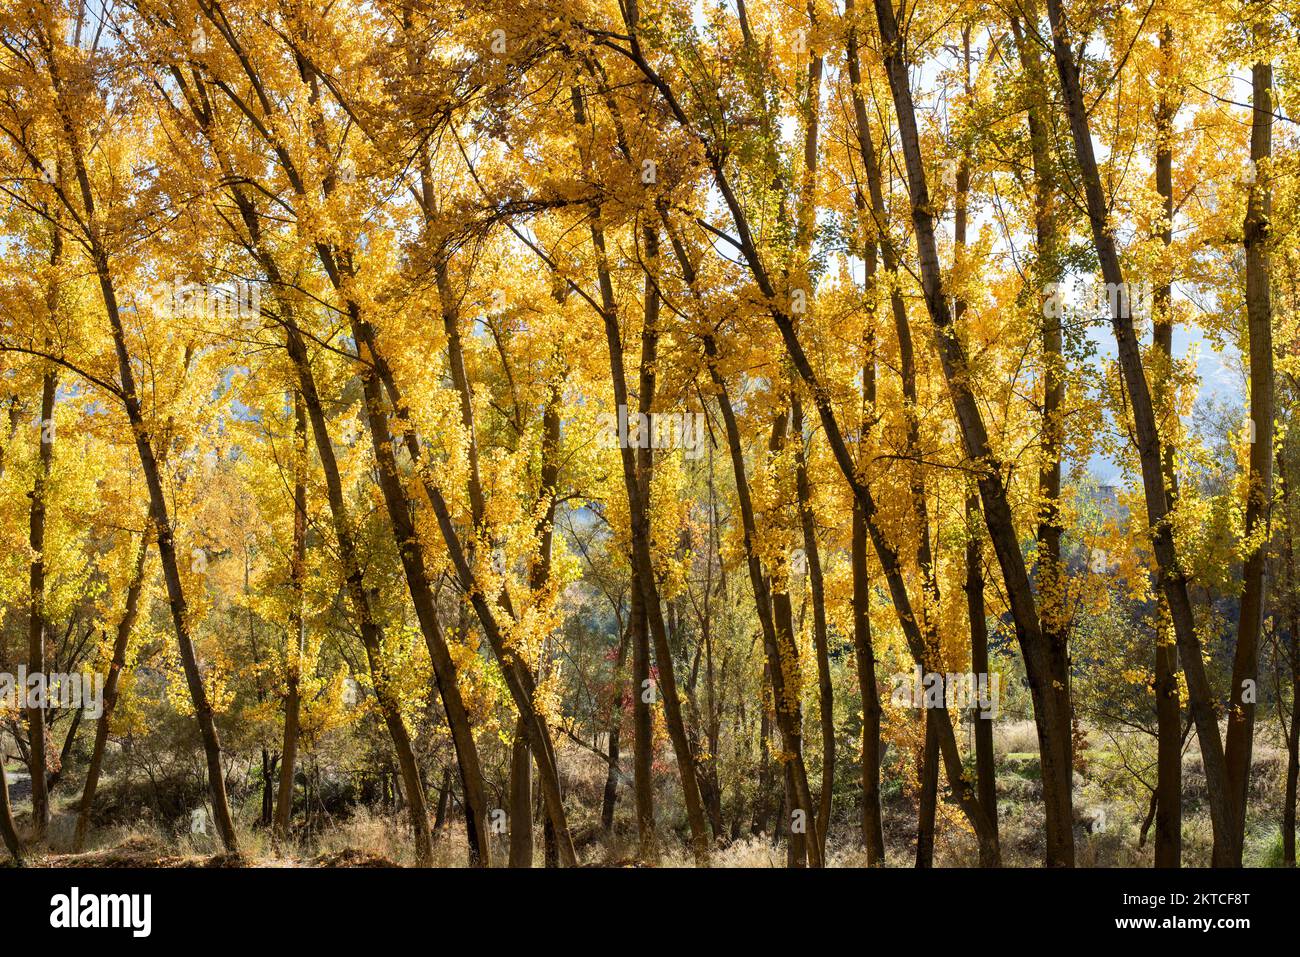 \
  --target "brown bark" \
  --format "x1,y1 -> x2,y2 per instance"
601,611 -> 632,835
966,494 -> 998,838
287,320 -> 436,865
1151,22 -> 1183,869
354,313 -> 493,867
852,496 -> 886,864
1,407 -> 26,864
509,717 -> 533,867
1223,40 -> 1275,862
0,756 -> 20,865
951,38 -> 998,857
872,0 -> 1071,866
1282,448 -> 1298,866
915,712 -> 939,867
1044,0 -> 1237,864
694,330 -> 821,865
510,372 -> 565,867
630,577 -> 655,856
33,28 -> 241,853
26,366 -> 57,840
633,229 -> 661,858
844,6 -> 885,862
792,397 -> 834,853
274,393 -> 308,840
